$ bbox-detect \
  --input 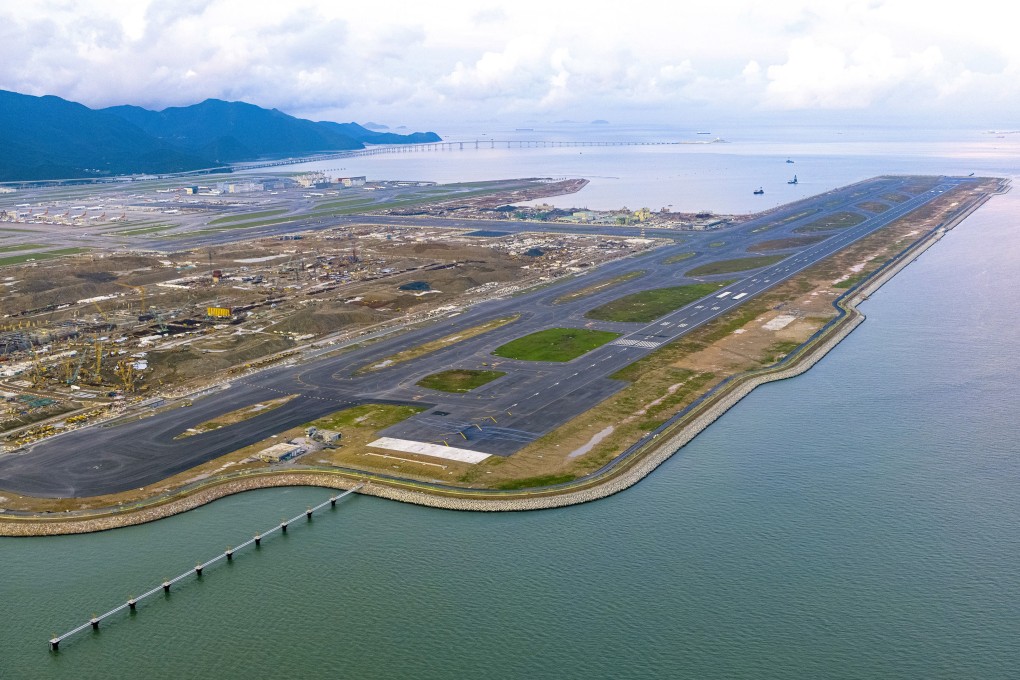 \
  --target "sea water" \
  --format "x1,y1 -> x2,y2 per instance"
1,127 -> 1018,679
